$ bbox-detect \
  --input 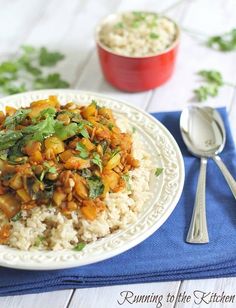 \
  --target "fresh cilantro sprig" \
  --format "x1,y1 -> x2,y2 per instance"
91,153 -> 103,171
76,142 -> 89,159
11,211 -> 22,222
4,109 -> 31,129
194,70 -> 236,102
183,28 -> 236,52
0,45 -> 69,95
87,176 -> 104,199
207,29 -> 236,52
122,173 -> 131,191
